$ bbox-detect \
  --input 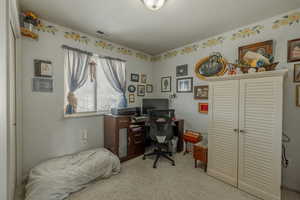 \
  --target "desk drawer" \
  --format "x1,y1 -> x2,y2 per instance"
118,117 -> 130,128
133,132 -> 144,144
